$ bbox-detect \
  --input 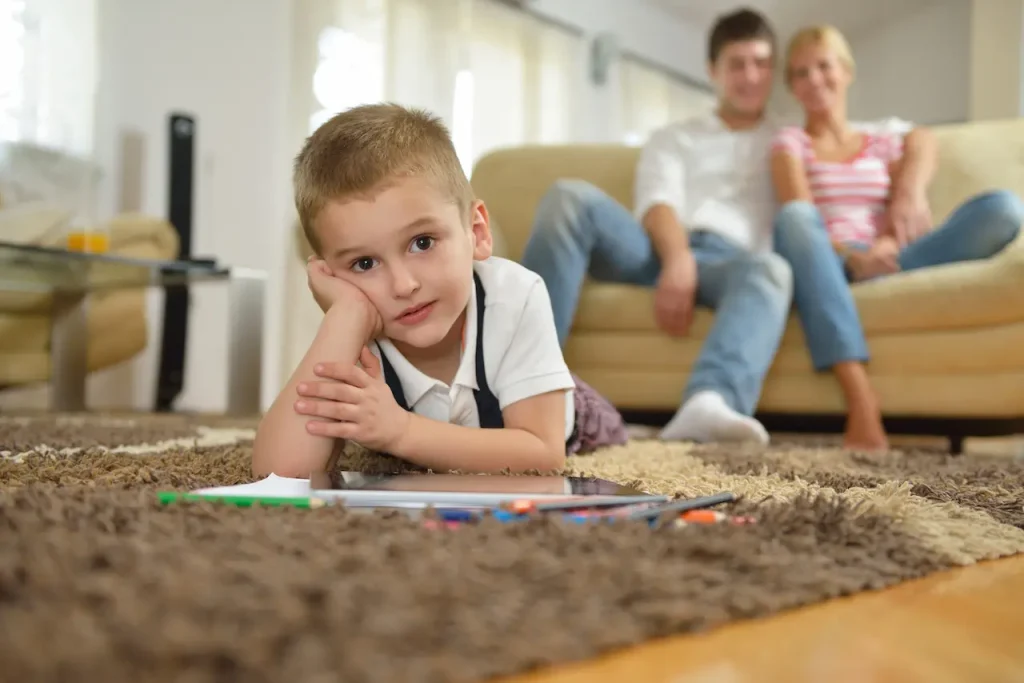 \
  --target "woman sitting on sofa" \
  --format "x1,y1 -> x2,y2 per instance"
770,24 -> 1023,451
